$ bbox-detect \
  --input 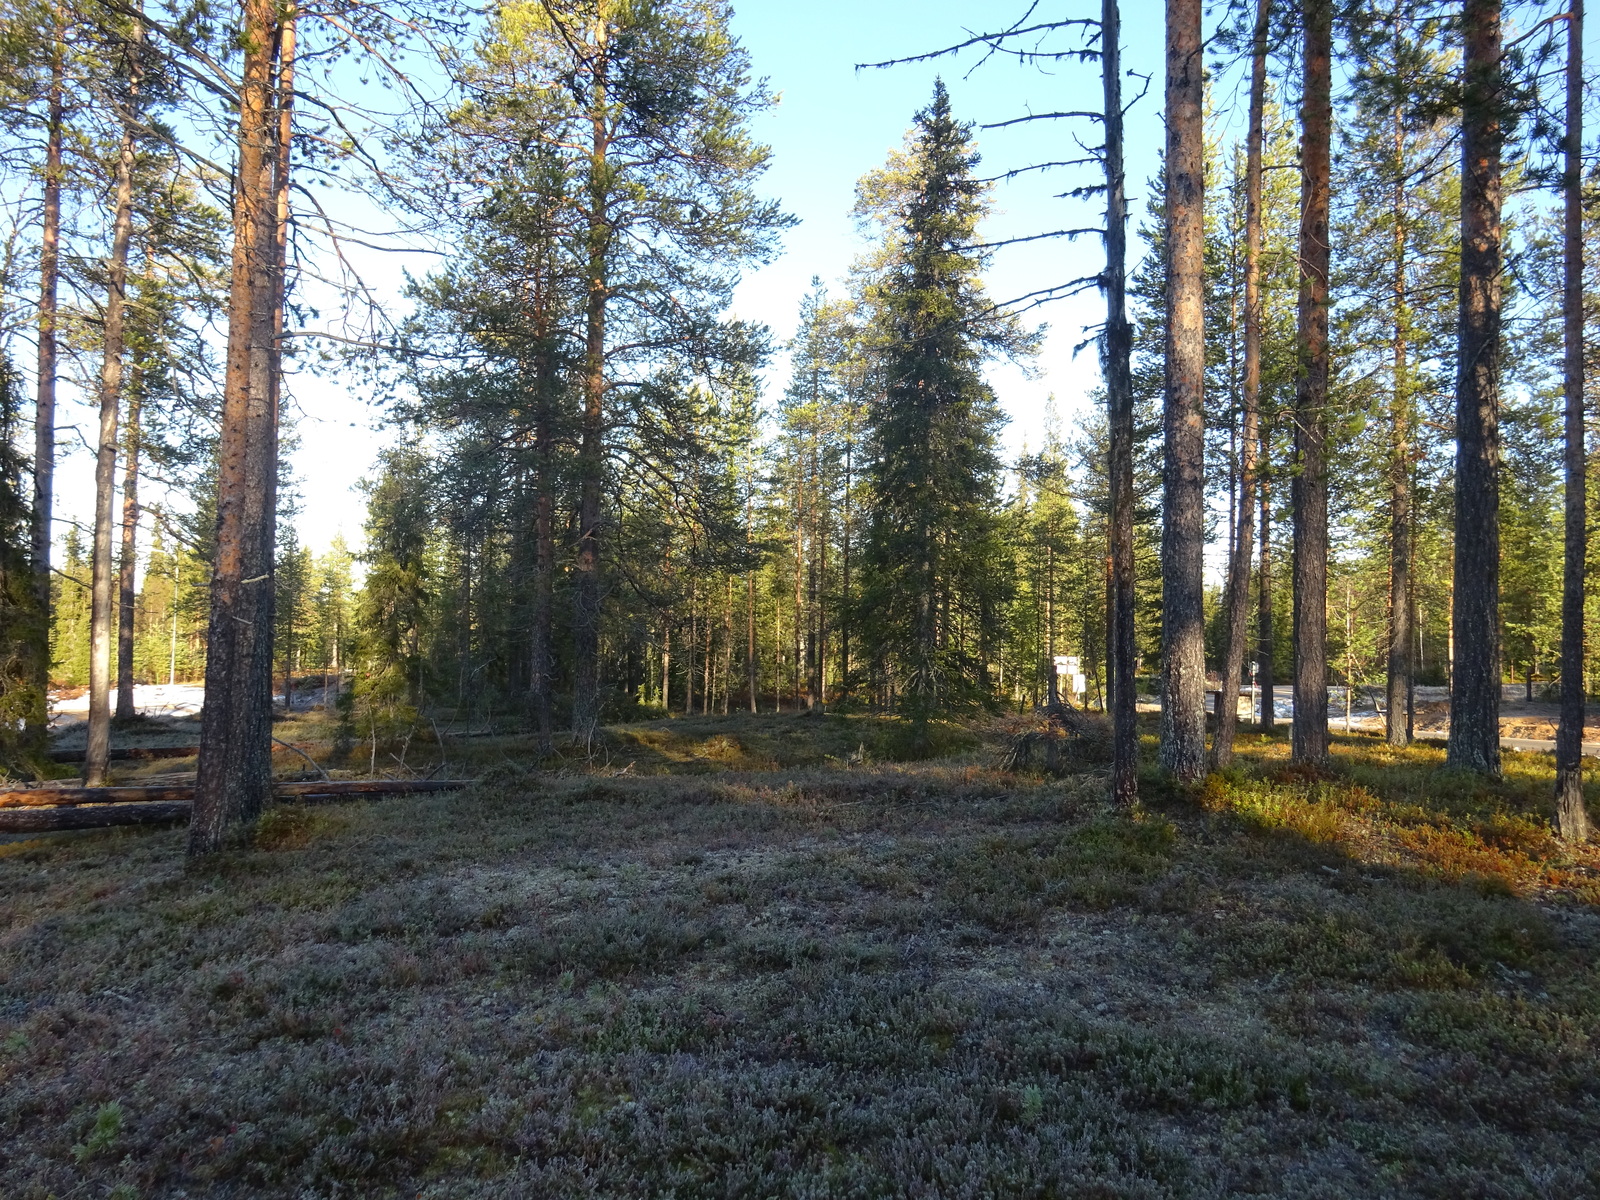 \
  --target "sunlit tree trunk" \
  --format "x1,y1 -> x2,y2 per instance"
1447,0 -> 1503,776
1554,0 -> 1589,840
1291,0 -> 1332,765
1211,0 -> 1271,770
1386,90 -> 1414,748
86,20 -> 142,786
1160,0 -> 1207,782
190,0 -> 281,853
1259,456 -> 1275,729
115,383 -> 141,722
746,469 -> 758,712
